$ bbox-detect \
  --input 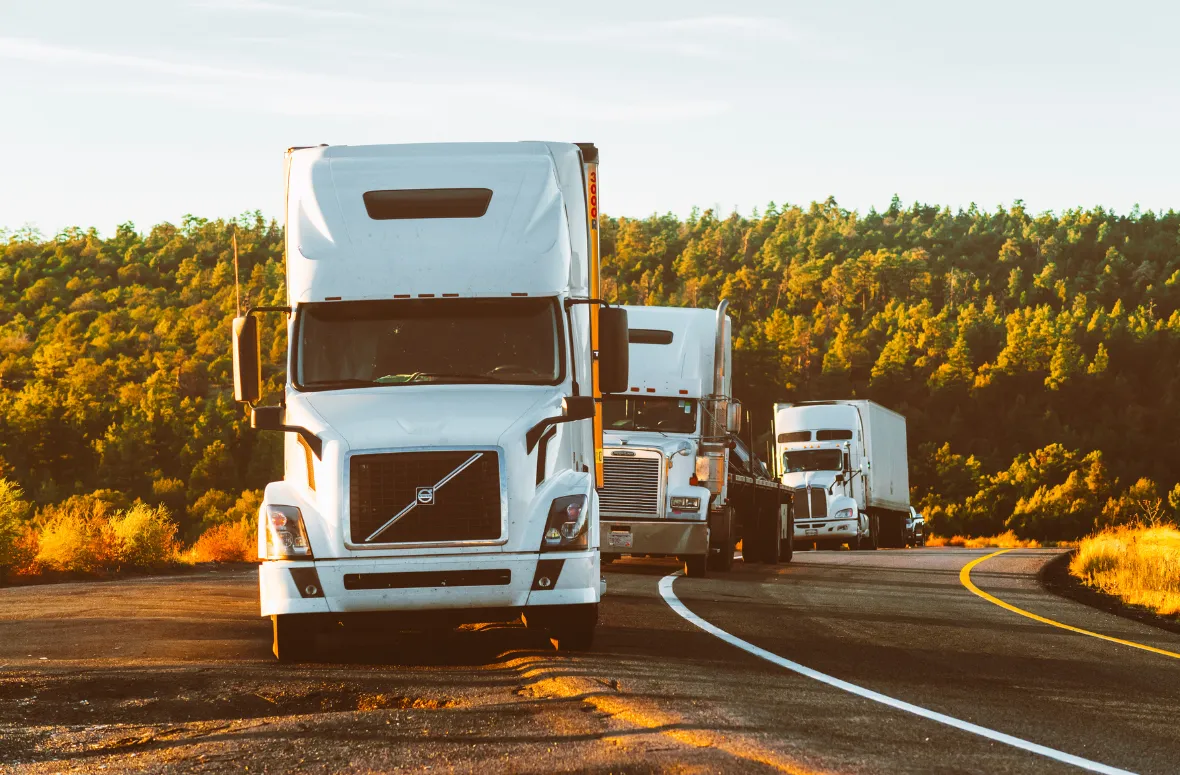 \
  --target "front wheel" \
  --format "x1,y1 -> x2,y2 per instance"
271,614 -> 319,662
856,513 -> 879,551
682,554 -> 709,577
526,604 -> 598,651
